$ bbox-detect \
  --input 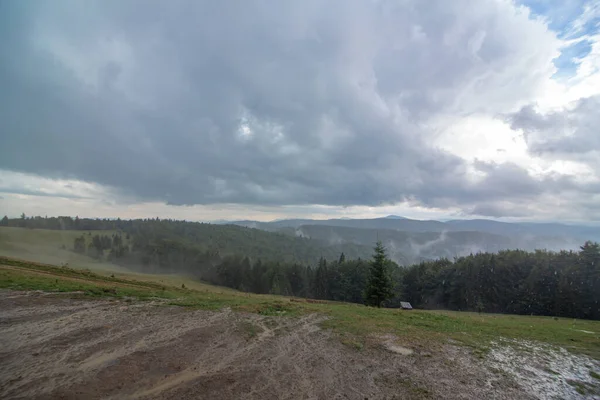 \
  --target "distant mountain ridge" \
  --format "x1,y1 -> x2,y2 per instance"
280,224 -> 581,264
229,217 -> 446,233
384,215 -> 407,220
222,216 -> 600,265
228,216 -> 600,241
